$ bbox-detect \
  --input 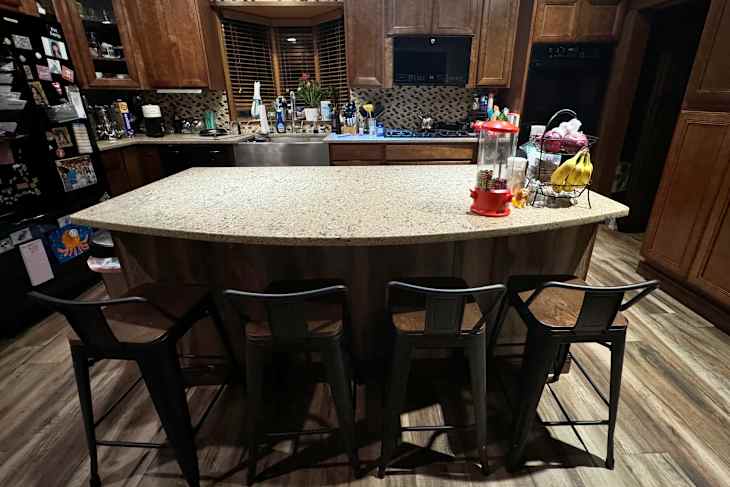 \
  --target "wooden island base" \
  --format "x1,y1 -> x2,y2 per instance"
114,223 -> 597,366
